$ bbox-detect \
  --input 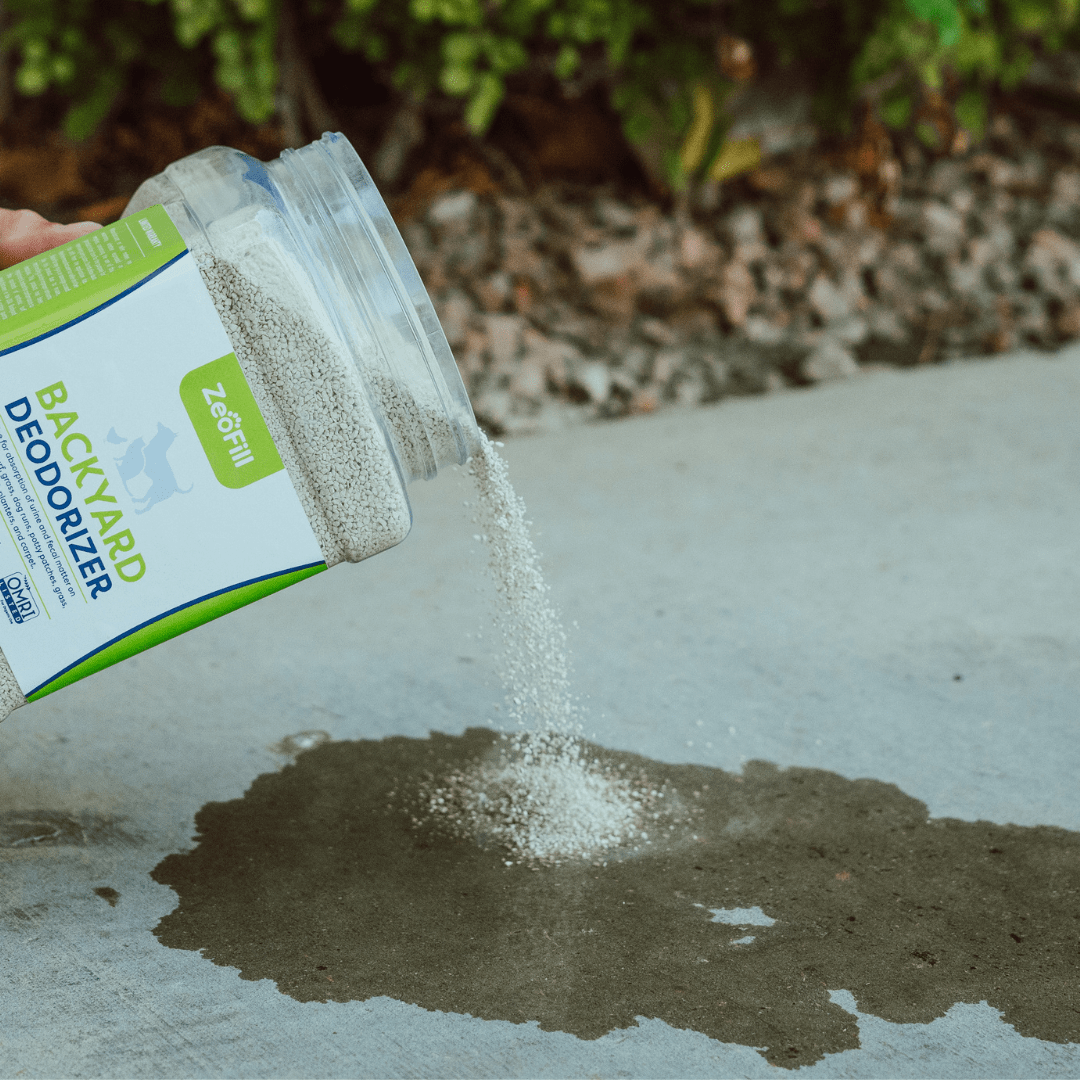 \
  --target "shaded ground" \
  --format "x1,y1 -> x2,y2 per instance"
152,729 -> 1080,1070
